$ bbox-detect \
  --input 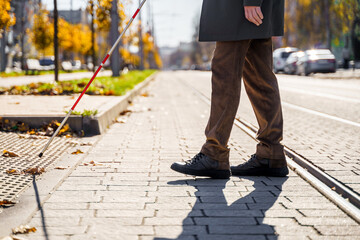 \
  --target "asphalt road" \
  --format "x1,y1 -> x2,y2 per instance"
176,71 -> 360,196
